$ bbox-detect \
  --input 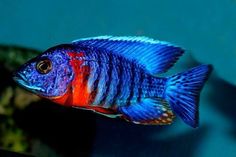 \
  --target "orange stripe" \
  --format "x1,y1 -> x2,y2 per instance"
51,52 -> 92,106
51,52 -> 117,116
